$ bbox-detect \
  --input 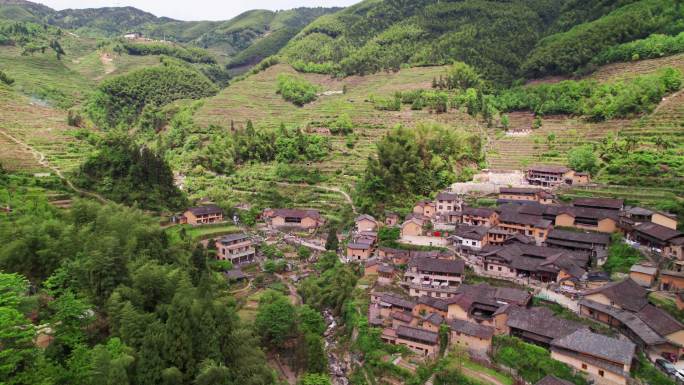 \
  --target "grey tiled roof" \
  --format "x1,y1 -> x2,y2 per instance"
551,328 -> 635,365
397,325 -> 439,344
584,278 -> 649,312
449,318 -> 495,339
409,257 -> 464,275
